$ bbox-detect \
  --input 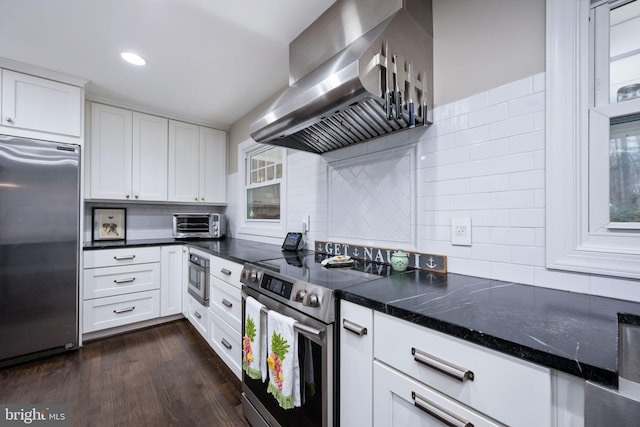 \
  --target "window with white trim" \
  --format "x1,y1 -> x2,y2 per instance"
245,146 -> 283,220
547,0 -> 640,278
